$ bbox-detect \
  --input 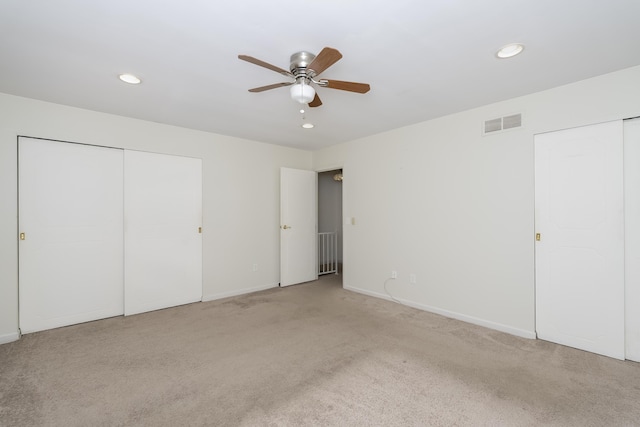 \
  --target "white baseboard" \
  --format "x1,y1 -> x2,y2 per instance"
344,285 -> 536,340
0,332 -> 20,345
202,283 -> 279,302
